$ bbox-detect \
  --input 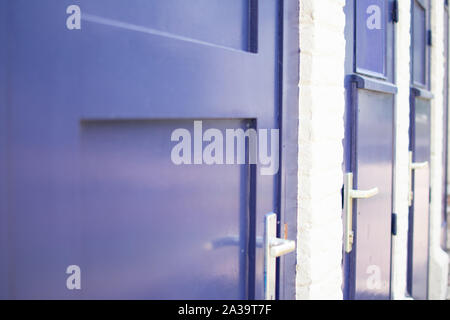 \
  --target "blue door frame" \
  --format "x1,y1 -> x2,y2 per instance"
0,0 -> 299,300
344,0 -> 397,300
278,0 -> 300,300
0,0 -> 8,300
